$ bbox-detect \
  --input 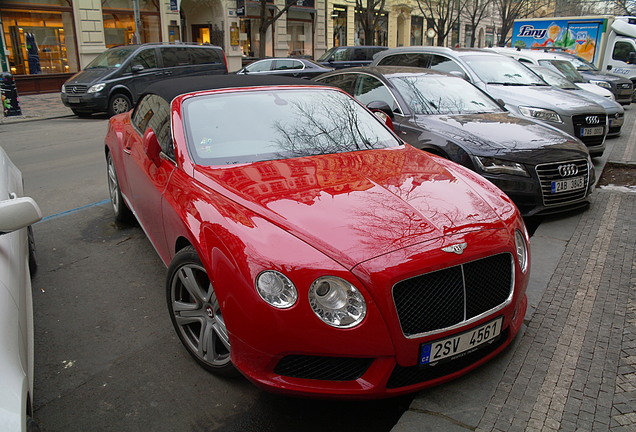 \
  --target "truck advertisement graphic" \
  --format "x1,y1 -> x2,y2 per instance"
512,18 -> 605,63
